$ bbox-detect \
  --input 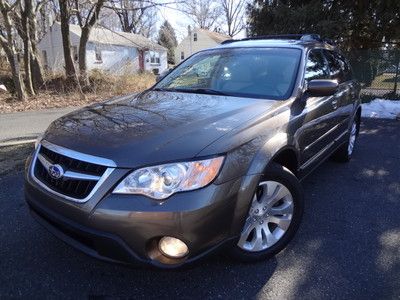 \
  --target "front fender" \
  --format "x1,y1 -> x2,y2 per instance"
245,133 -> 299,176
214,130 -> 298,184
